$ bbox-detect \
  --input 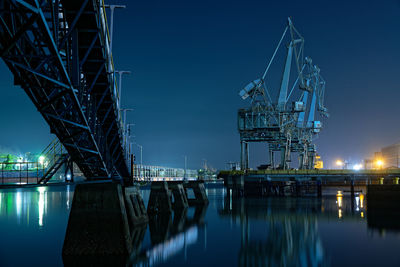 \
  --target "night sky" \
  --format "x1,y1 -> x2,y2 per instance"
0,0 -> 400,170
